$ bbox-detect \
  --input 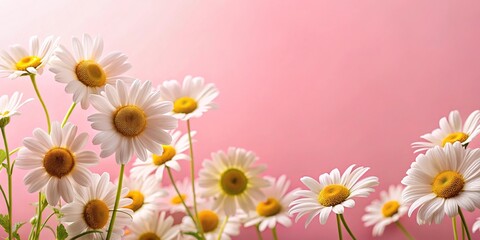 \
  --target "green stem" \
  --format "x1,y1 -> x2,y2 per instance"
166,167 -> 196,222
395,221 -> 414,240
452,217 -> 459,240
33,193 -> 46,240
216,216 -> 229,240
272,226 -> 279,240
458,208 -> 472,240
0,185 -> 8,210
39,212 -> 55,232
339,214 -> 356,240
29,74 -> 51,133
187,120 -> 204,237
255,224 -> 264,240
1,127 -> 12,240
61,102 -> 77,127
105,164 -> 125,240
336,214 -> 343,240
